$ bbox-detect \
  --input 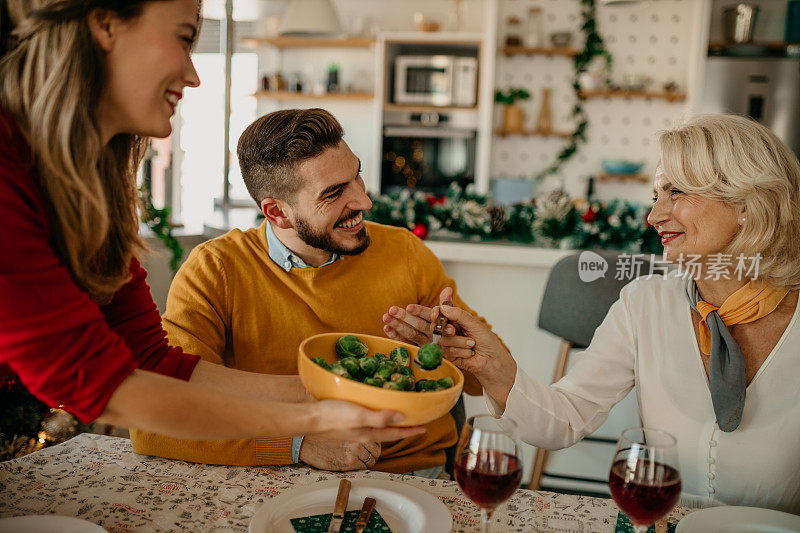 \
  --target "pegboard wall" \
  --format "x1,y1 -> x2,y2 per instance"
491,0 -> 698,202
